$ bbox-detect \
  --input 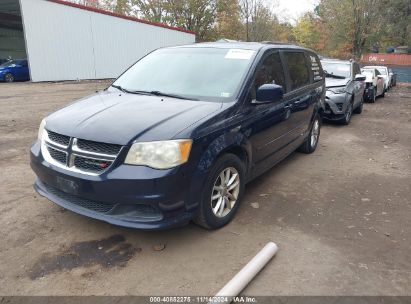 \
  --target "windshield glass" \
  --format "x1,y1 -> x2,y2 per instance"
377,68 -> 387,75
321,62 -> 351,78
0,60 -> 24,67
112,47 -> 256,102
361,69 -> 374,77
